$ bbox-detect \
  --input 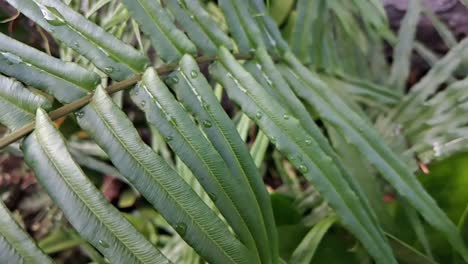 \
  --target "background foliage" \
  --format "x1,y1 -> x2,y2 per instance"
0,0 -> 468,263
